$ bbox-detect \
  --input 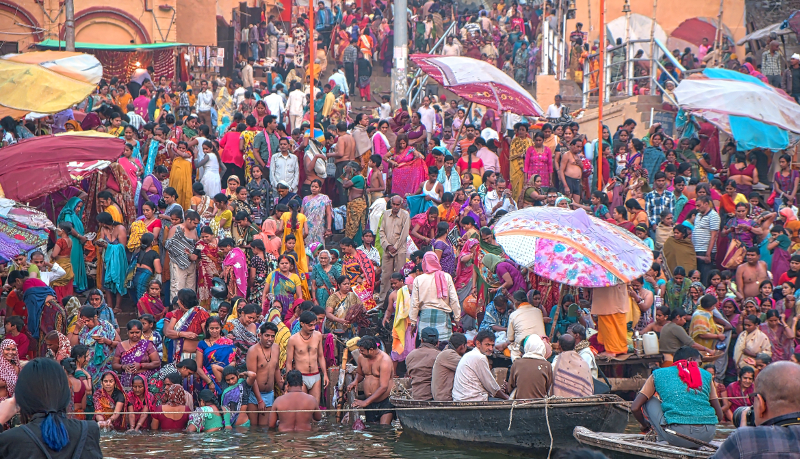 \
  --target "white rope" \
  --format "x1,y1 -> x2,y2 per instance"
545,397 -> 554,459
507,400 -> 516,430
